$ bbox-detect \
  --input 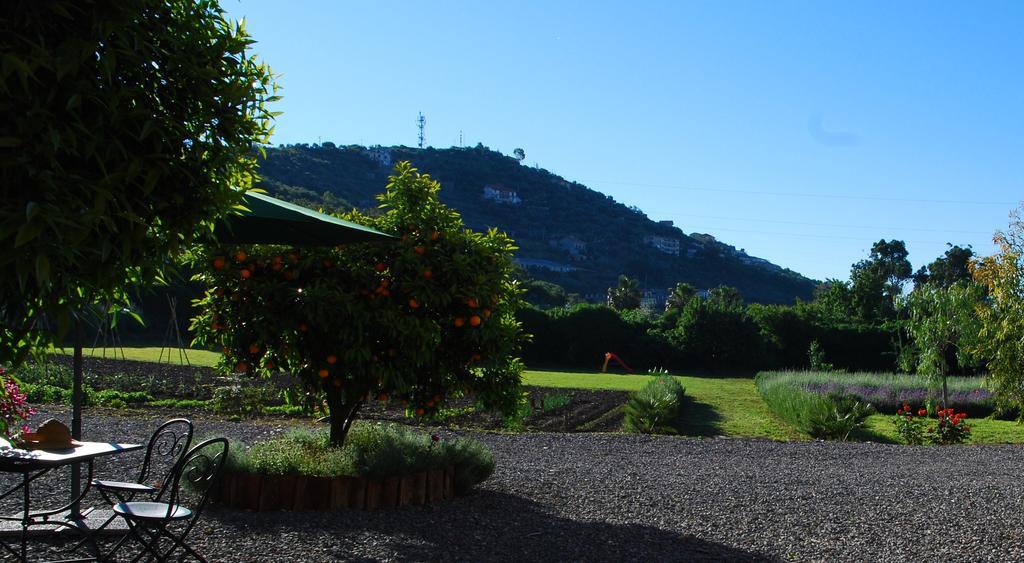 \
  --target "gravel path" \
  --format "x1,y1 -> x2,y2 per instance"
5,407 -> 1024,562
